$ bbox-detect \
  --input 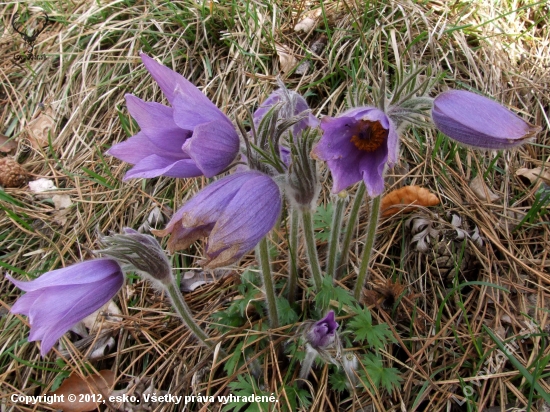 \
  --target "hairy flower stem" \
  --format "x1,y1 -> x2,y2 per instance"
301,209 -> 323,291
256,237 -> 280,329
353,195 -> 381,300
288,209 -> 300,306
166,282 -> 216,350
338,182 -> 366,278
326,195 -> 346,279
